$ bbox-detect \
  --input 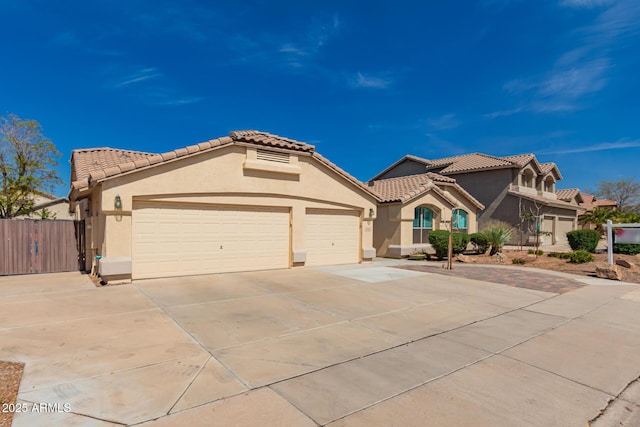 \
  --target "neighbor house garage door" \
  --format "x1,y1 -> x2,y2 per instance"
556,217 -> 575,245
132,203 -> 290,279
304,209 -> 360,266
